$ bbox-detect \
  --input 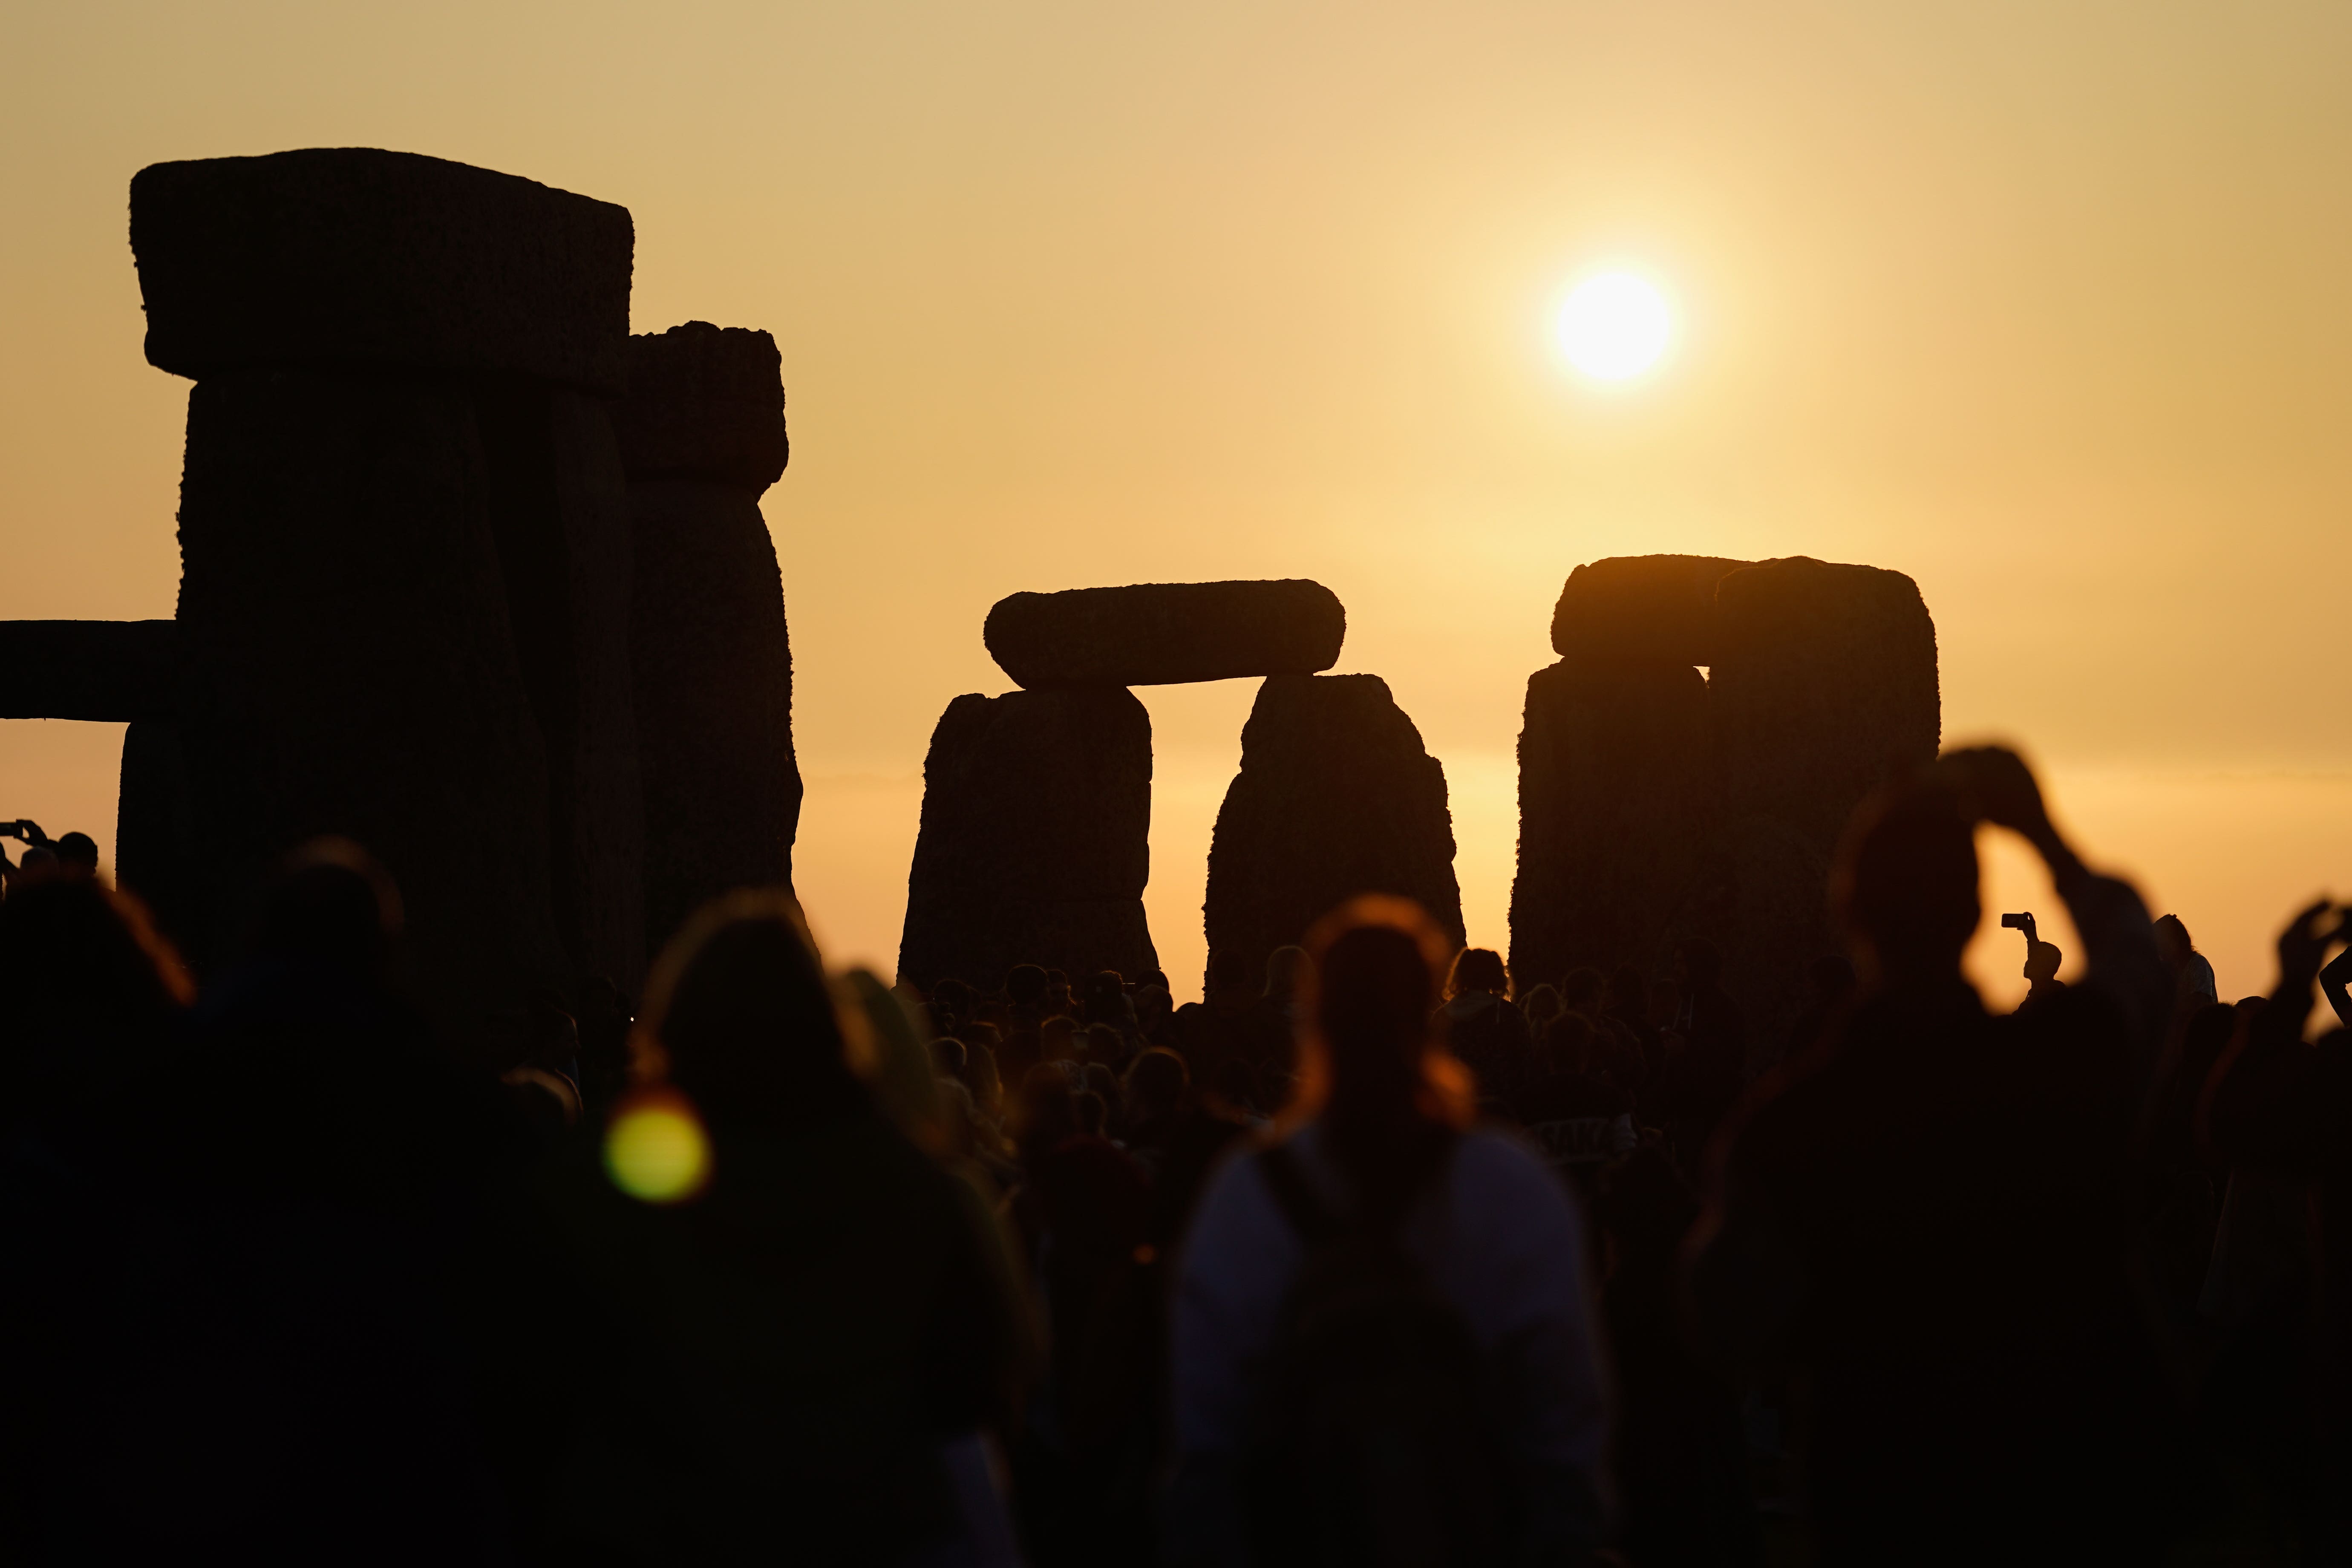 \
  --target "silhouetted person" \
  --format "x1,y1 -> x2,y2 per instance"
1438,945 -> 1531,1107
1174,948 -> 1285,1089
1688,747 -> 2177,1565
2208,899 -> 2352,1562
1168,895 -> 1607,1567
2018,937 -> 2067,1013
2157,912 -> 2220,1017
50,830 -> 99,881
517,890 -> 1026,1565
1597,1144 -> 1762,1568
1666,937 -> 1745,1160
1007,962 -> 1050,1031
1775,954 -> 1856,1076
